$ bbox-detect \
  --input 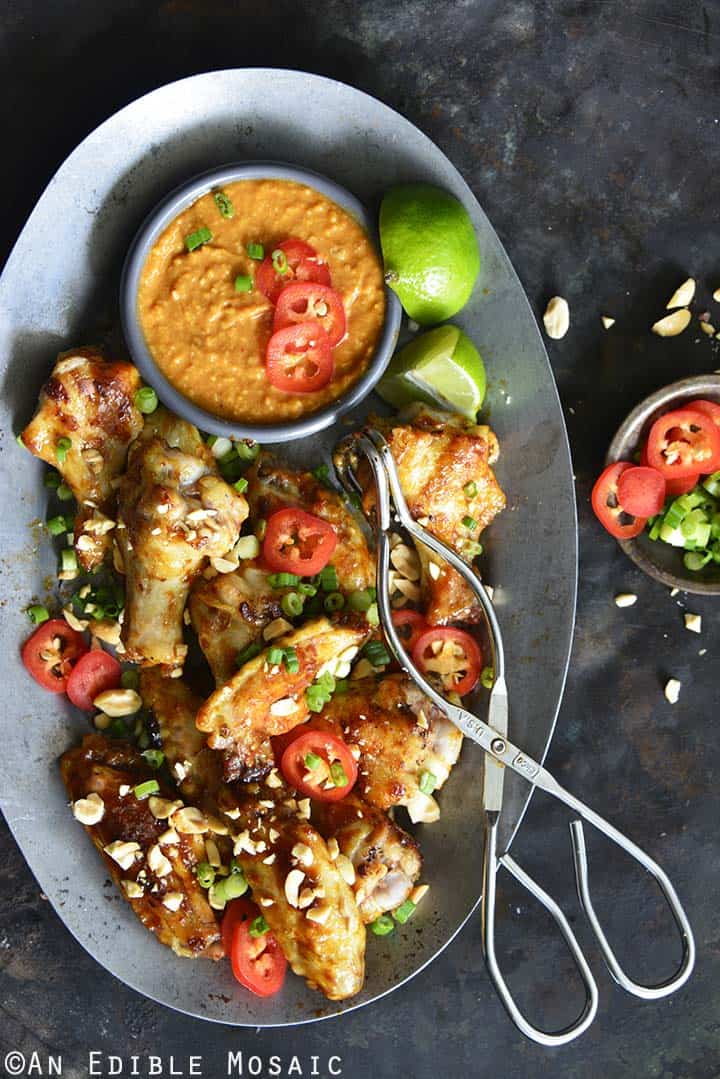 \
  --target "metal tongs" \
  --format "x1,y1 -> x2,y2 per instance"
335,427 -> 695,1047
